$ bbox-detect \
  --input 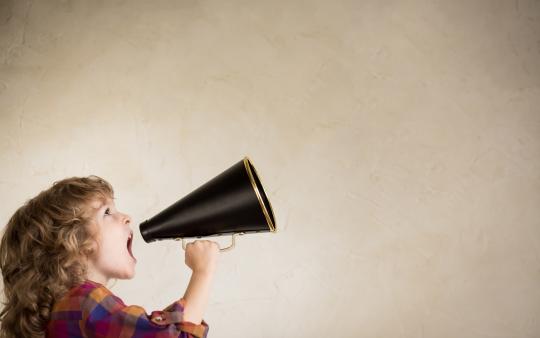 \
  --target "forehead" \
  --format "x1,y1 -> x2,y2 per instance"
89,197 -> 115,210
